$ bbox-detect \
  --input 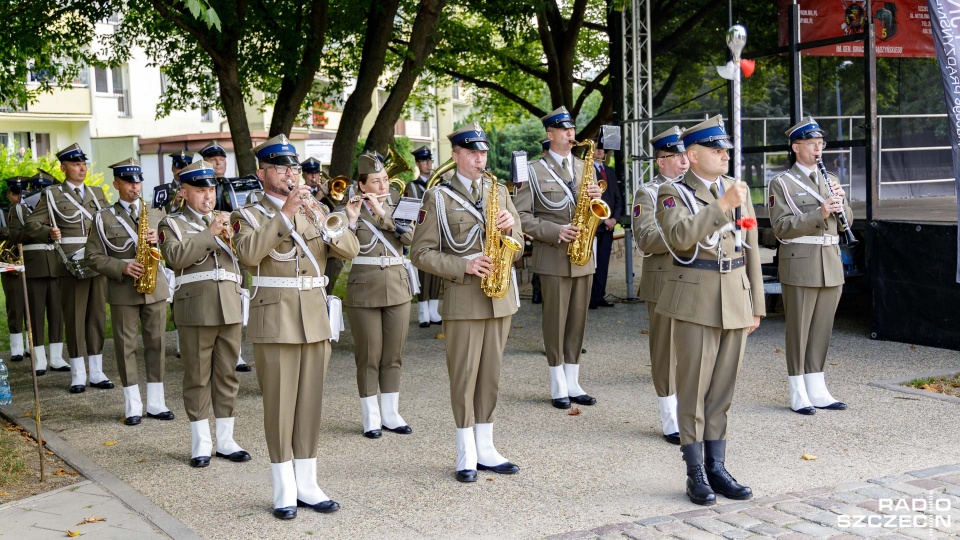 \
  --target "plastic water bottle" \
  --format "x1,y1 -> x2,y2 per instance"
0,358 -> 12,406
